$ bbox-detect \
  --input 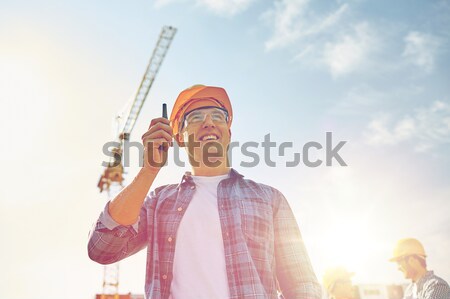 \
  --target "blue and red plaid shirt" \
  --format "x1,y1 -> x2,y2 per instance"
88,169 -> 321,299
